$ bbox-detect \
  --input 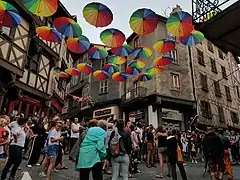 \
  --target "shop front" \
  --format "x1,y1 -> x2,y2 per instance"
93,106 -> 120,121
162,108 -> 185,131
